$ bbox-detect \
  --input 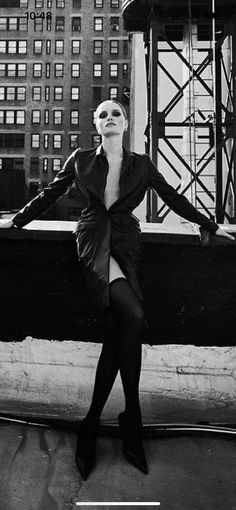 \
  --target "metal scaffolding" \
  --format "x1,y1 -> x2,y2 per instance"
122,0 -> 236,224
